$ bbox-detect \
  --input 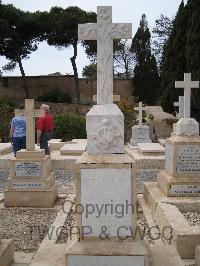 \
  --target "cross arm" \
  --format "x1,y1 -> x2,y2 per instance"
175,81 -> 186,88
111,23 -> 132,39
78,24 -> 98,40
